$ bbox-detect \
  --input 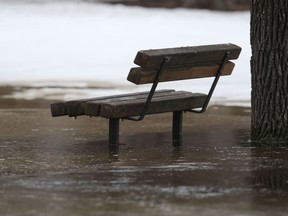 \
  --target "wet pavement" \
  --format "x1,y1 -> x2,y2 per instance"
1,92 -> 288,216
